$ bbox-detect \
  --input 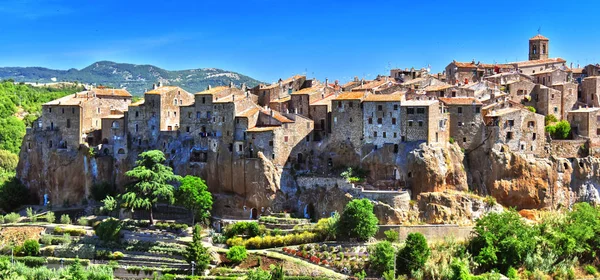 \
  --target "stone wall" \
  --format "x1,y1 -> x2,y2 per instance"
549,139 -> 588,158
377,225 -> 474,241
363,100 -> 402,147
